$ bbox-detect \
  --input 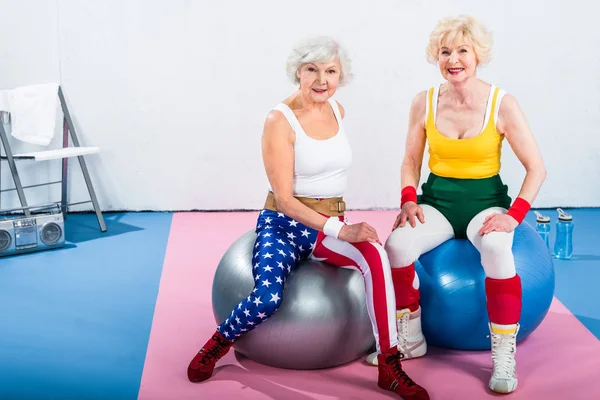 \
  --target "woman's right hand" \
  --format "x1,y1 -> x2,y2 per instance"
393,202 -> 425,230
338,222 -> 380,243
